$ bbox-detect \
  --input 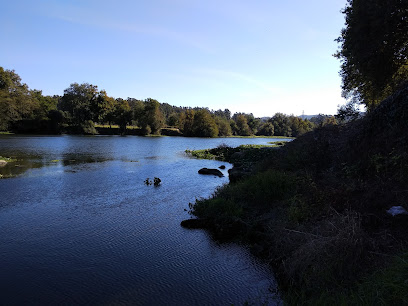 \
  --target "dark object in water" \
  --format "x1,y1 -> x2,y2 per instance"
198,168 -> 224,177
